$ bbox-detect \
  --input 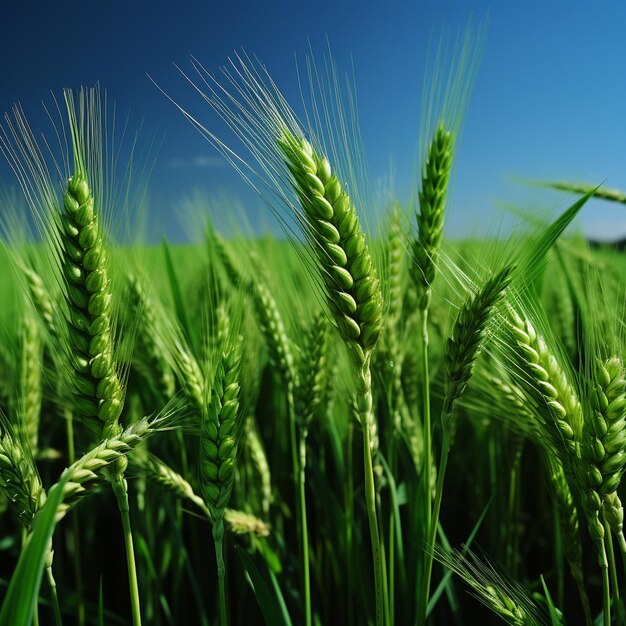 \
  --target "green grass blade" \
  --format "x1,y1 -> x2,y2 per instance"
0,471 -> 69,626
541,181 -> 626,205
427,498 -> 492,616
517,188 -> 596,297
379,456 -> 406,588
162,238 -> 194,346
98,578 -> 104,626
539,575 -> 564,626
235,544 -> 292,626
